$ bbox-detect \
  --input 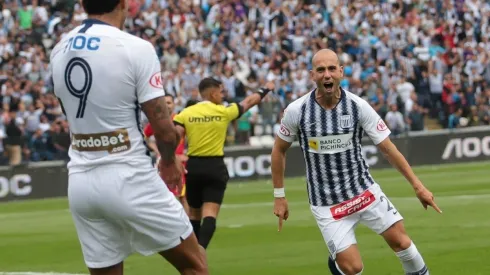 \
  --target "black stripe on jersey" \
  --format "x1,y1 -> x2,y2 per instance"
340,97 -> 356,197
78,19 -> 111,33
301,97 -> 318,206
330,98 -> 349,203
318,99 -> 332,206
351,103 -> 369,191
134,101 -> 151,158
359,127 -> 375,187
